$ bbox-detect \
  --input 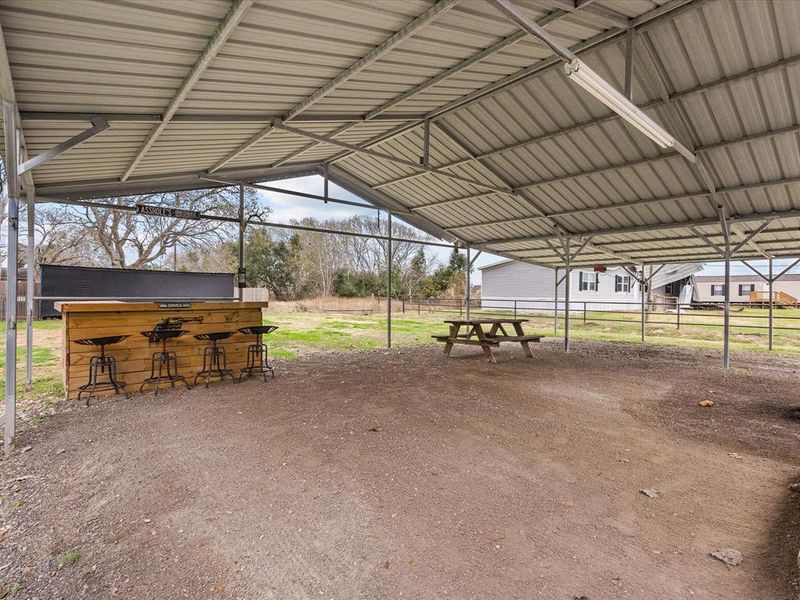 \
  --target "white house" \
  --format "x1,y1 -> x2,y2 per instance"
693,268 -> 800,304
479,260 -> 702,312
